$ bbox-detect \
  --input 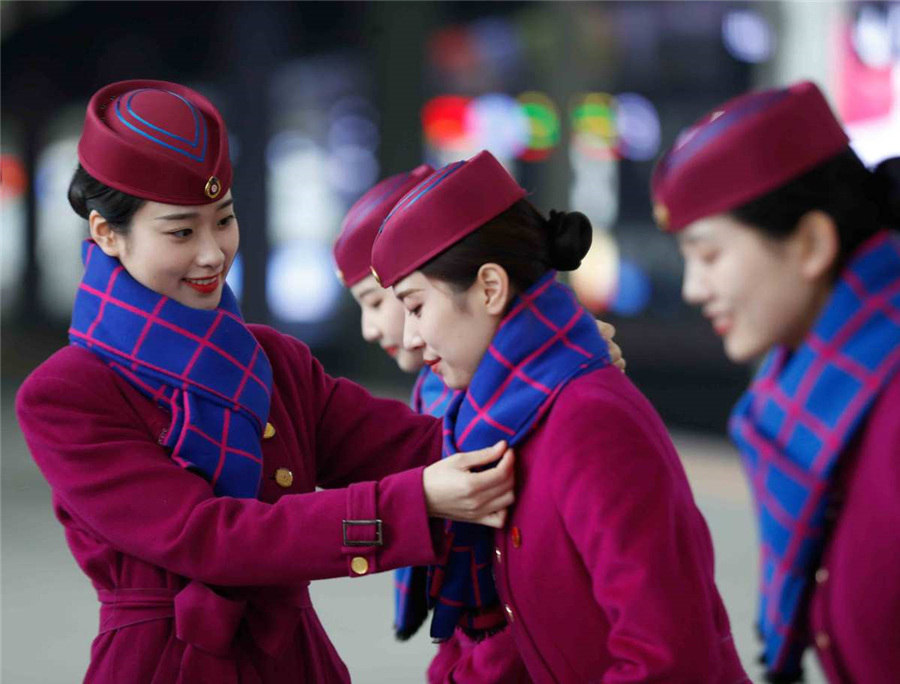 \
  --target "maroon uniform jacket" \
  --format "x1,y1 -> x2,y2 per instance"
16,325 -> 443,683
490,366 -> 749,683
807,372 -> 900,683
